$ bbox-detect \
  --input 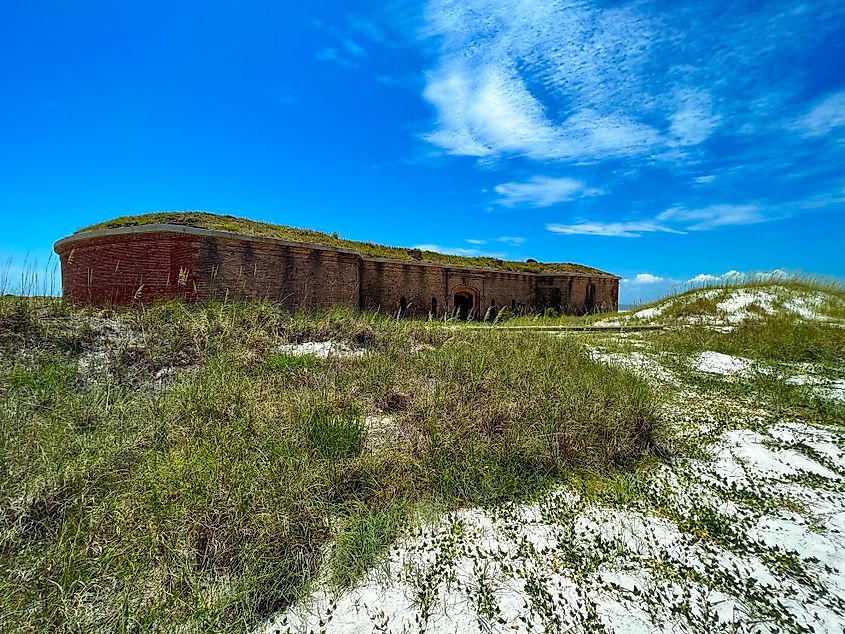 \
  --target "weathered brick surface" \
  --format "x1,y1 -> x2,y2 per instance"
55,227 -> 620,315
58,233 -> 199,305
